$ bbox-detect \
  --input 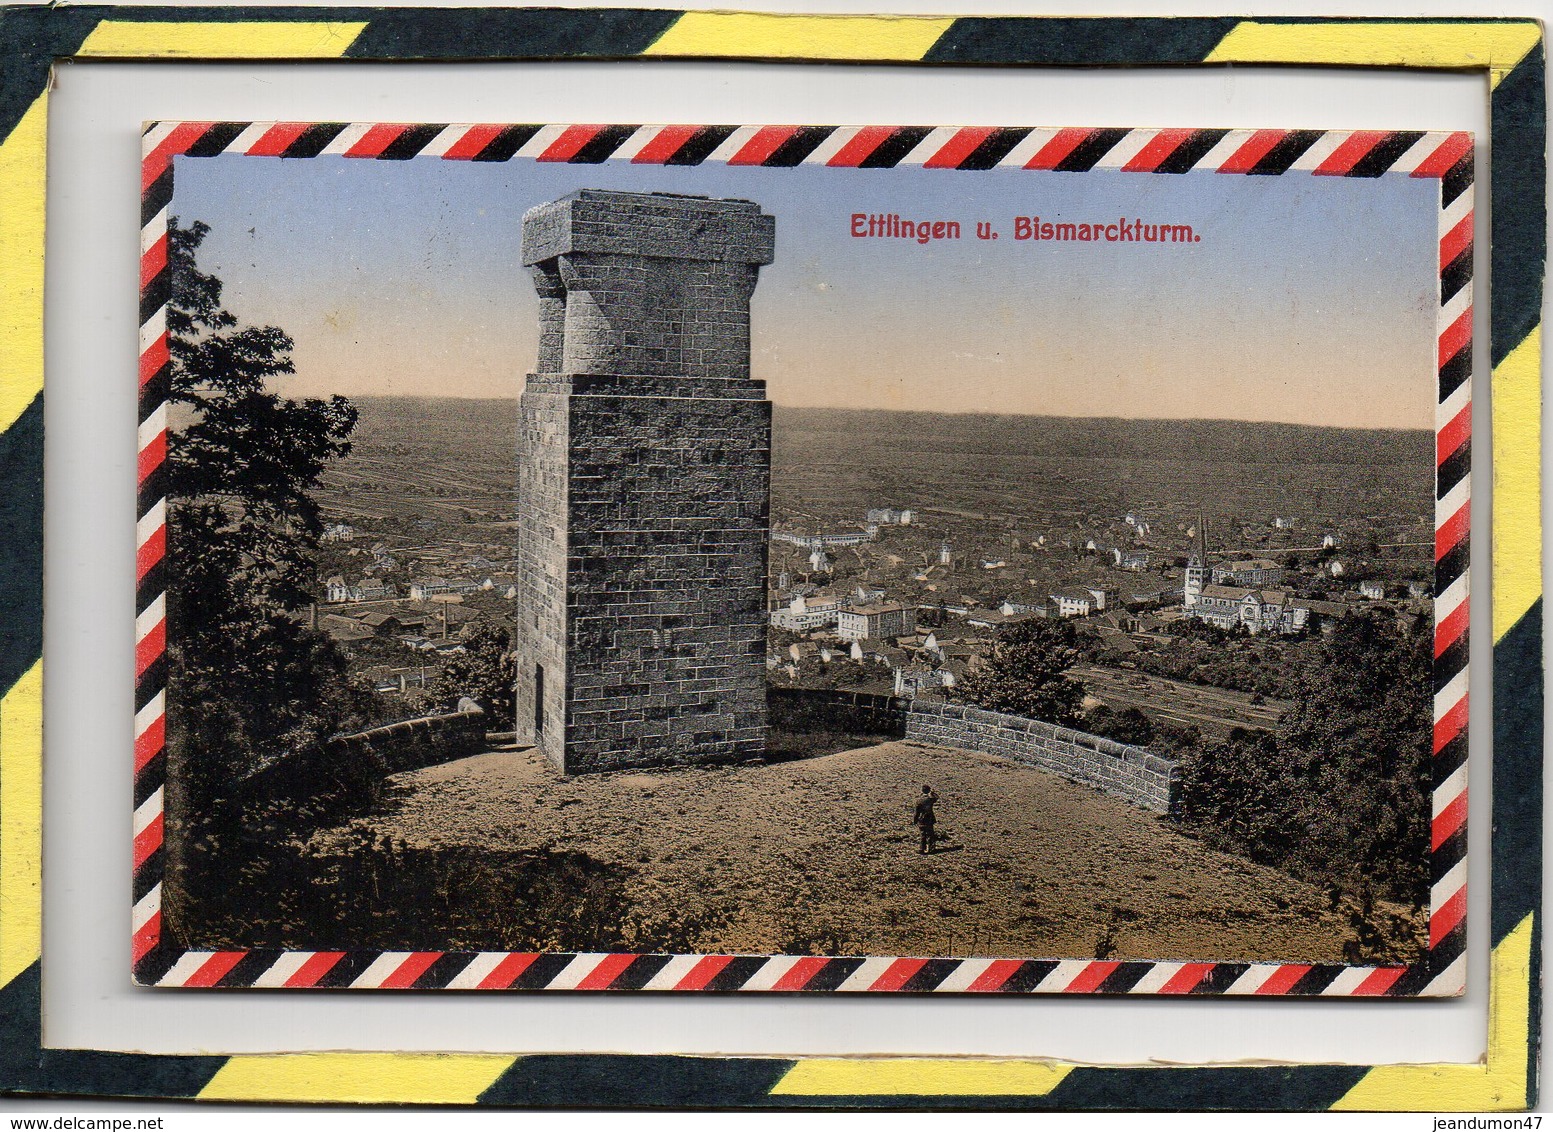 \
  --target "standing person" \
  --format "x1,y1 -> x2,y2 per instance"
913,784 -> 939,854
